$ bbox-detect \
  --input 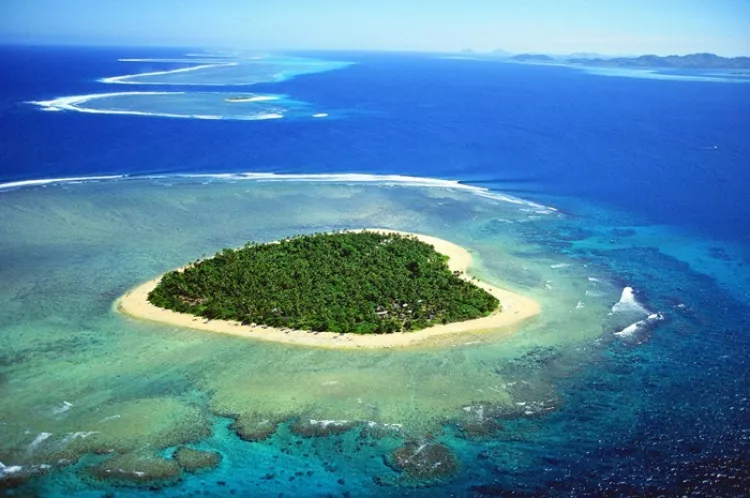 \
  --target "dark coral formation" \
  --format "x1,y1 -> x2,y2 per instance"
85,452 -> 181,487
290,419 -> 356,438
455,417 -> 503,440
231,415 -> 279,442
0,463 -> 50,492
453,403 -> 508,440
359,422 -> 403,440
173,446 -> 221,473
387,441 -> 459,483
